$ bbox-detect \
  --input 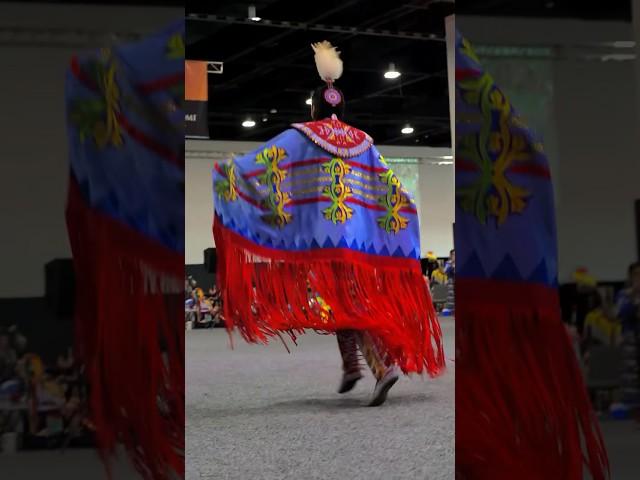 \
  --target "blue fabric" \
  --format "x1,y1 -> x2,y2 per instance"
455,31 -> 558,287
65,20 -> 184,253
616,289 -> 639,333
213,127 -> 421,259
